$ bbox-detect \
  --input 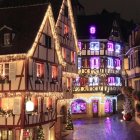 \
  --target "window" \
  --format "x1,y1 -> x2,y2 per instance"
52,65 -> 58,81
67,77 -> 70,89
90,57 -> 100,69
108,77 -> 115,86
105,99 -> 113,113
88,76 -> 99,86
78,42 -> 82,50
0,63 -> 9,80
36,63 -> 44,78
75,77 -> 80,86
4,33 -> 11,46
107,42 -> 114,52
64,5 -> 68,17
107,57 -> 114,68
78,57 -> 81,69
71,51 -> 75,63
71,99 -> 87,114
82,58 -> 90,68
115,43 -> 121,53
116,77 -> 121,86
115,59 -> 121,70
64,24 -> 69,38
89,42 -> 100,51
45,34 -> 51,49
62,47 -> 66,60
